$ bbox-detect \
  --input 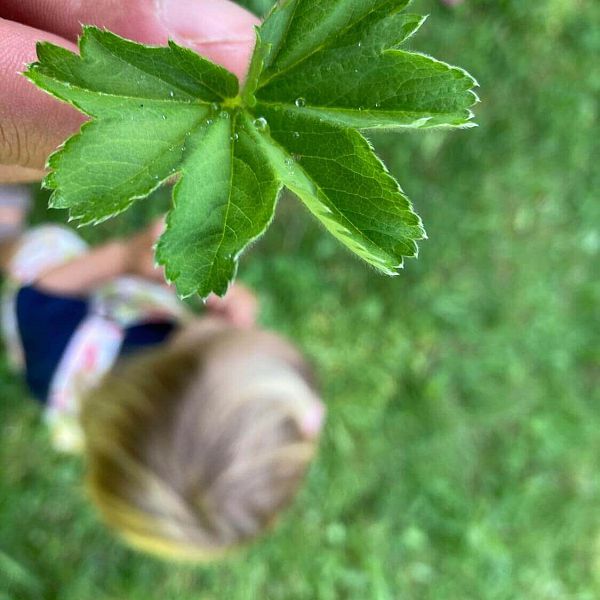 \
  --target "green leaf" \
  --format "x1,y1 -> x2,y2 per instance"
247,107 -> 423,272
28,27 -> 238,111
25,1 -> 478,297
256,0 -> 478,129
234,0 -> 276,17
156,112 -> 280,298
46,104 -> 208,224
